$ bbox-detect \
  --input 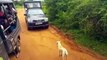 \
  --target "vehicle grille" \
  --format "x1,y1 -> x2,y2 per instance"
33,19 -> 44,22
